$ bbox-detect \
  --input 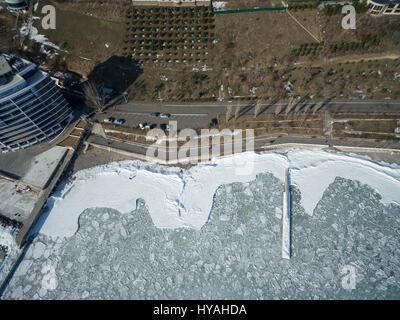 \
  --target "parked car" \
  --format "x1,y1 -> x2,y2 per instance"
211,118 -> 218,126
160,123 -> 167,130
114,119 -> 125,125
139,123 -> 145,130
149,112 -> 160,117
160,113 -> 171,118
103,117 -> 115,124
